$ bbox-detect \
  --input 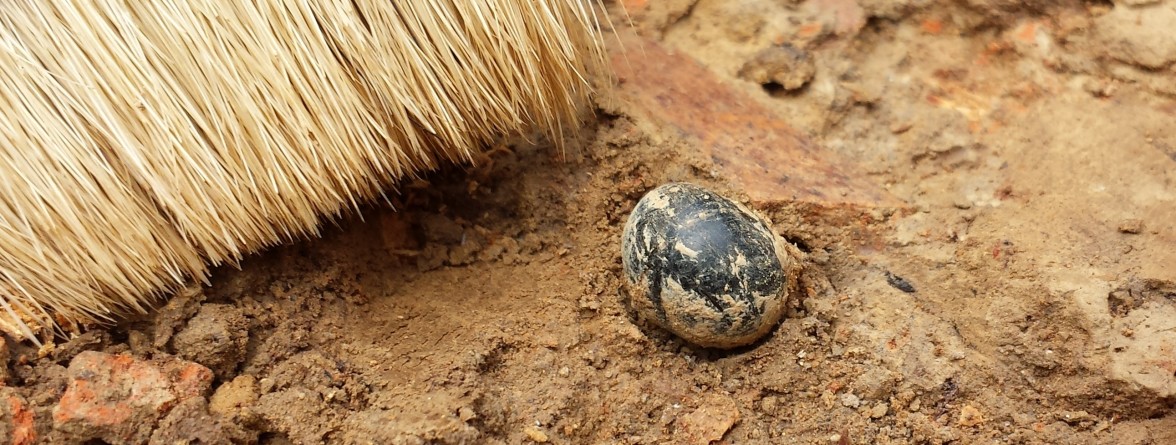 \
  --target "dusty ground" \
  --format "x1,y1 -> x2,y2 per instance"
3,0 -> 1176,444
